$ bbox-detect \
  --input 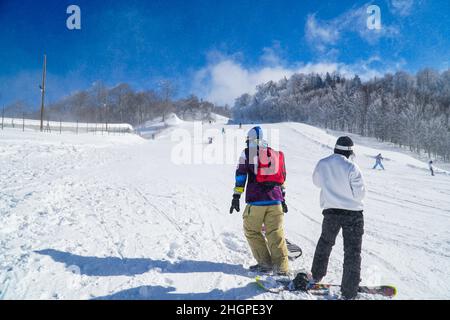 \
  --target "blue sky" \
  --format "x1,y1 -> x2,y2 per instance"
0,0 -> 449,108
